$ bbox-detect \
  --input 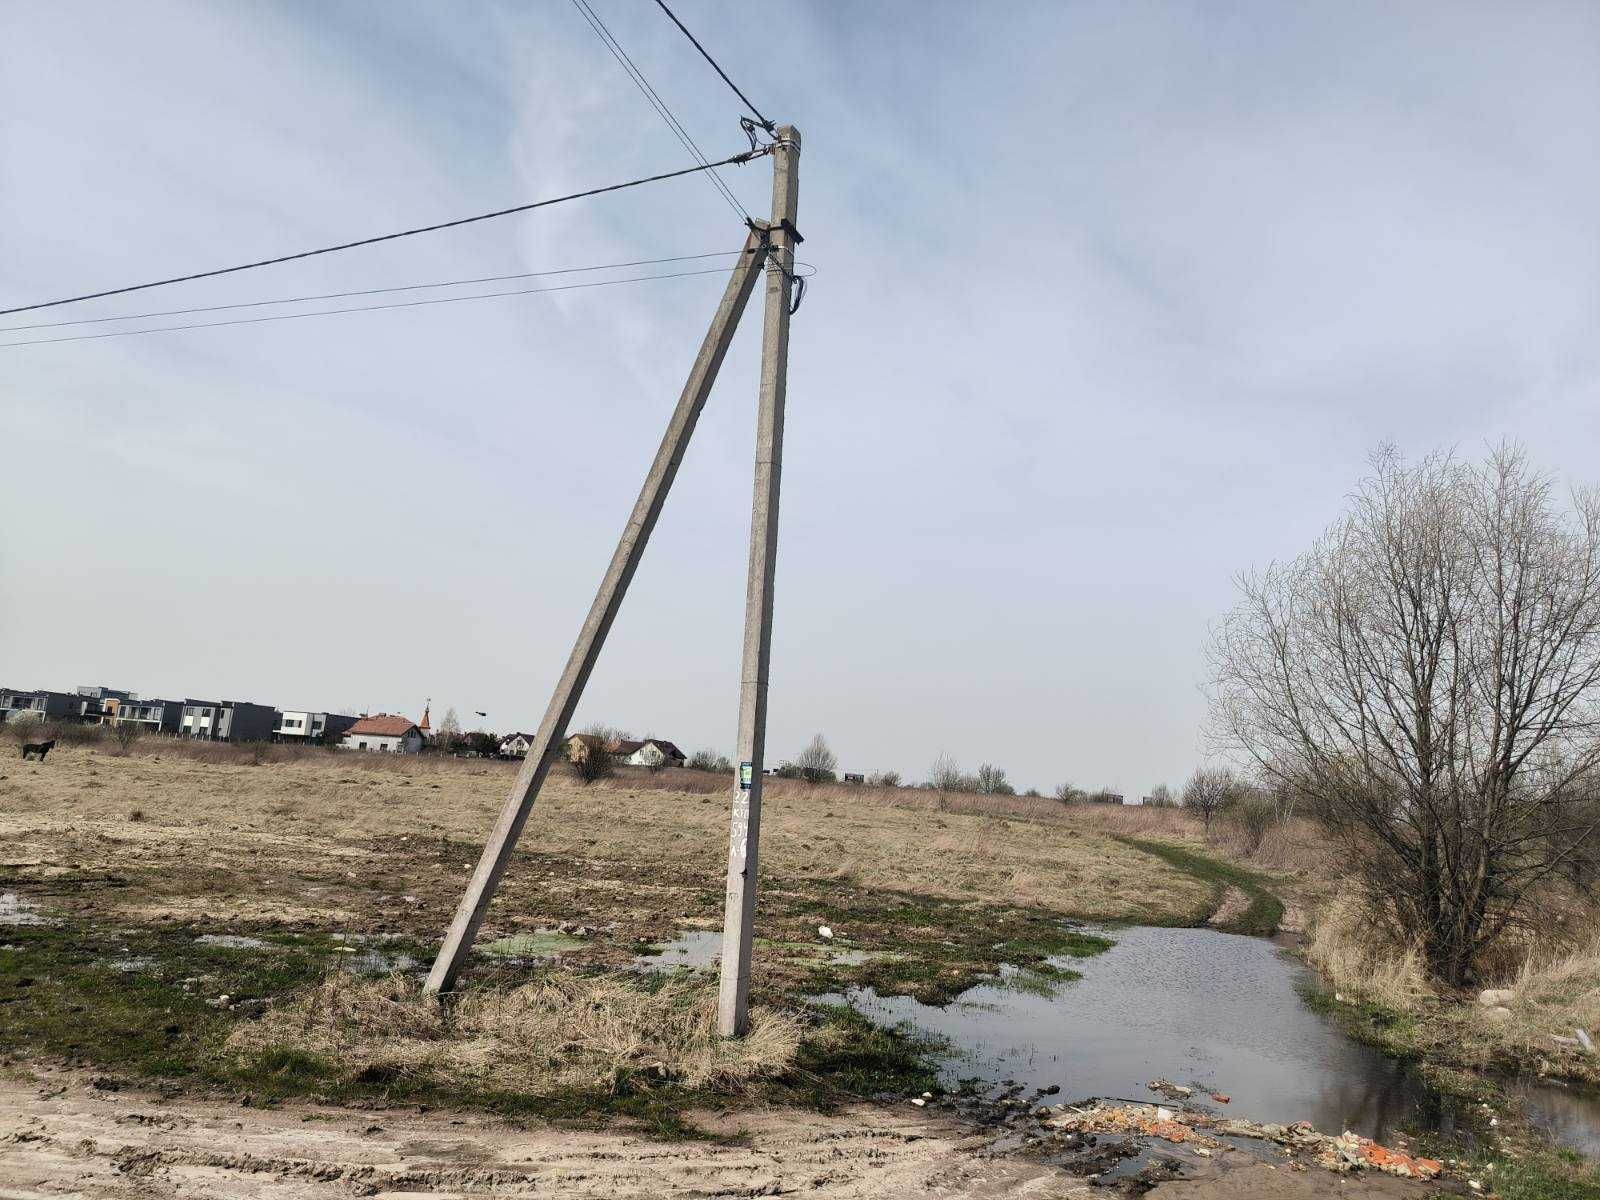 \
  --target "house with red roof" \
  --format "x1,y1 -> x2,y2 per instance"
339,713 -> 425,754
